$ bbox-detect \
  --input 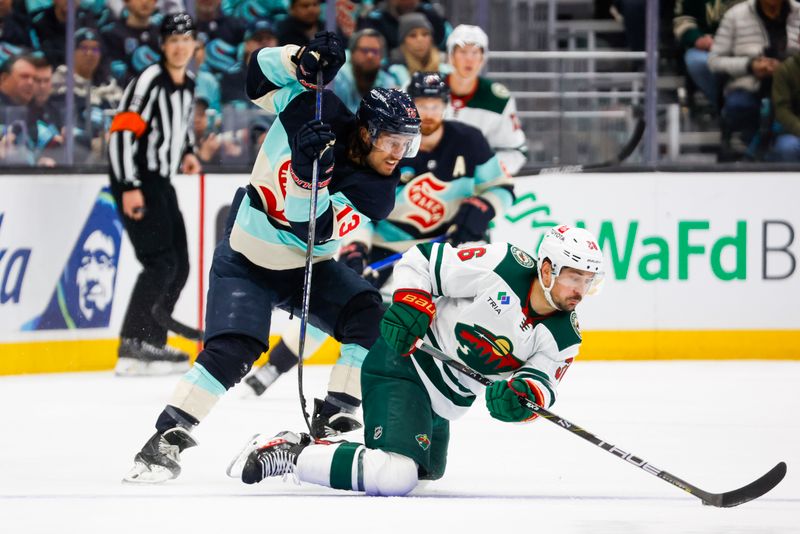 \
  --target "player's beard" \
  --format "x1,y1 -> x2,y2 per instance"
420,119 -> 442,136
